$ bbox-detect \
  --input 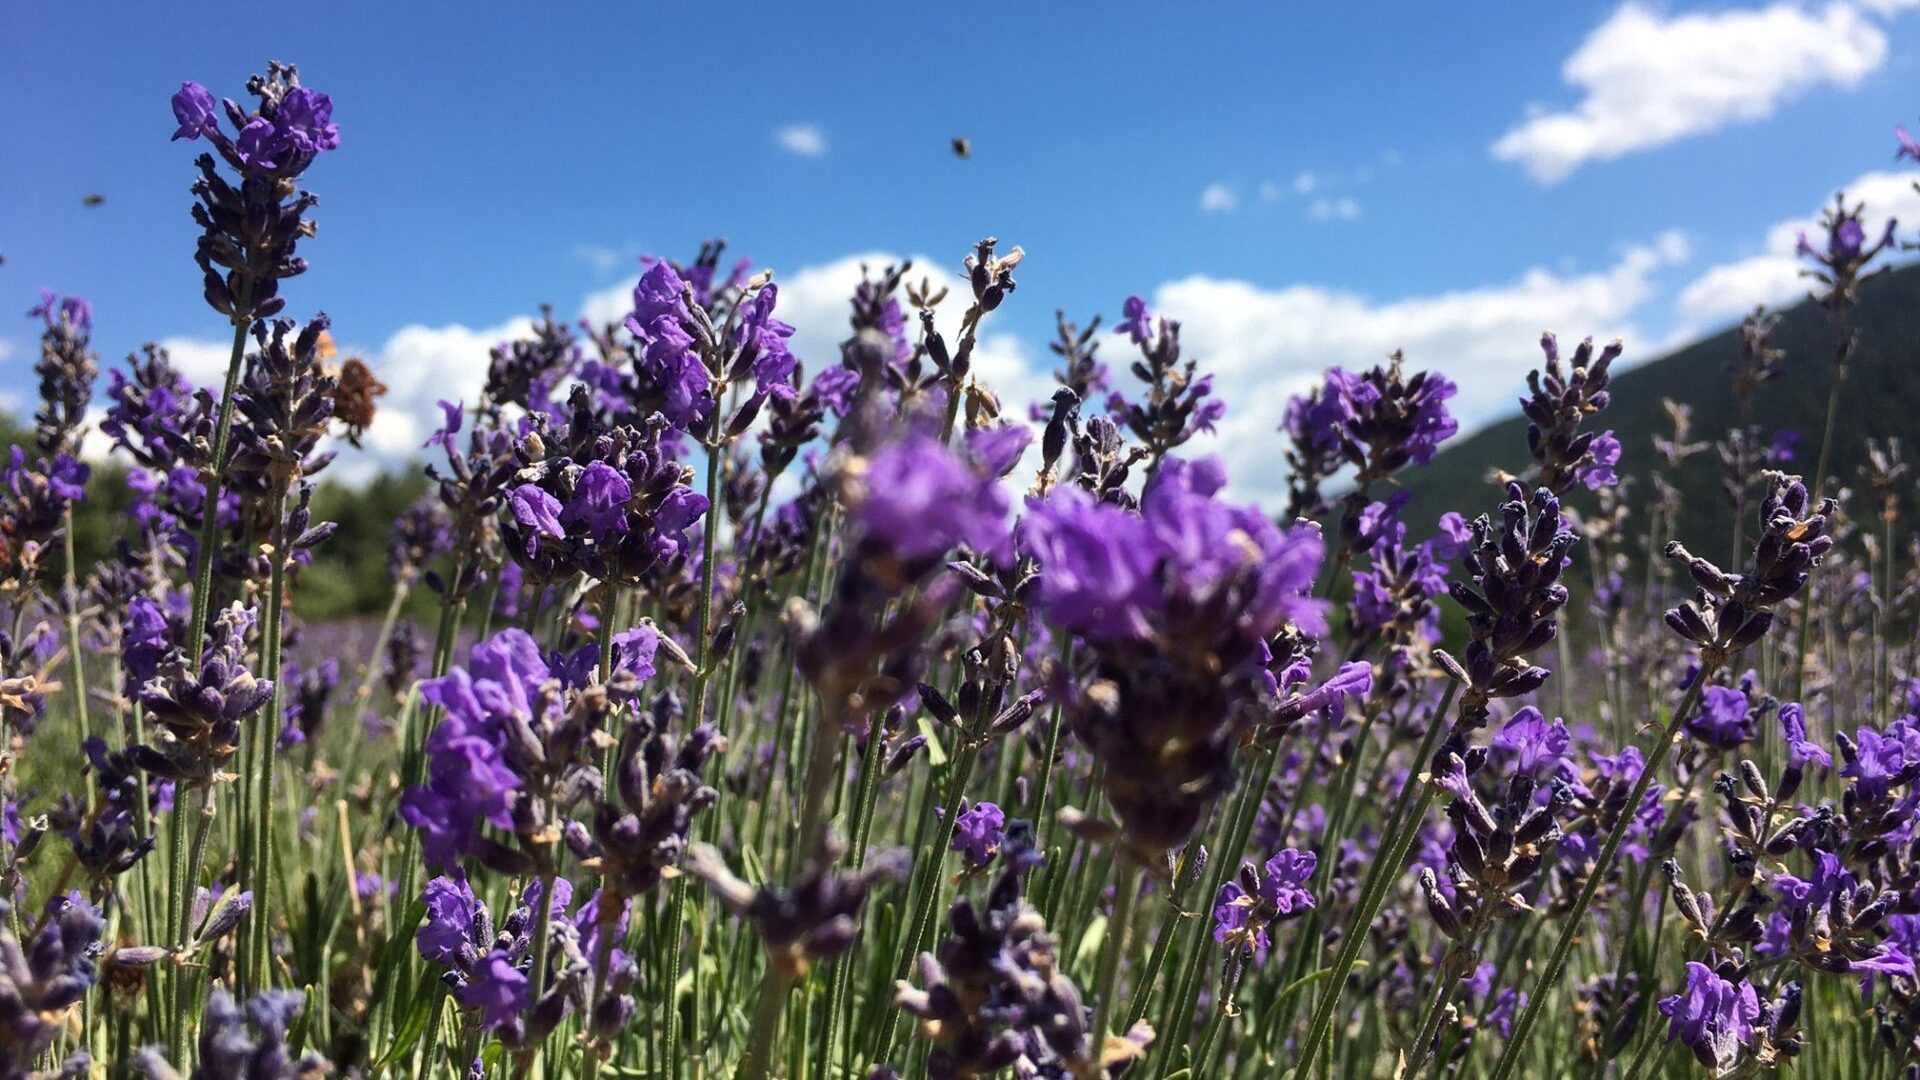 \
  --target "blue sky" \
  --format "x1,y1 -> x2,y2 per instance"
4,1 -> 1918,499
